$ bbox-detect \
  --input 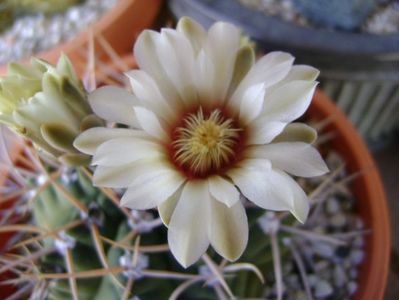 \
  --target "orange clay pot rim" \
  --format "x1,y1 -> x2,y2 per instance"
311,89 -> 391,300
0,0 -> 162,71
